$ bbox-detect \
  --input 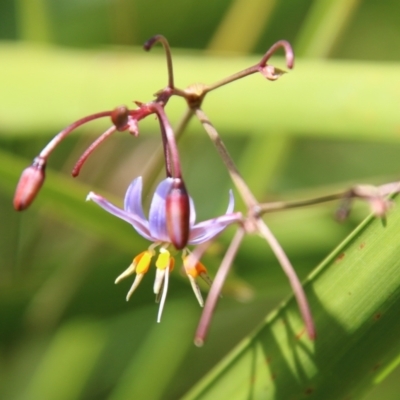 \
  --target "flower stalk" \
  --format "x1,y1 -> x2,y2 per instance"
13,34 -> 400,345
